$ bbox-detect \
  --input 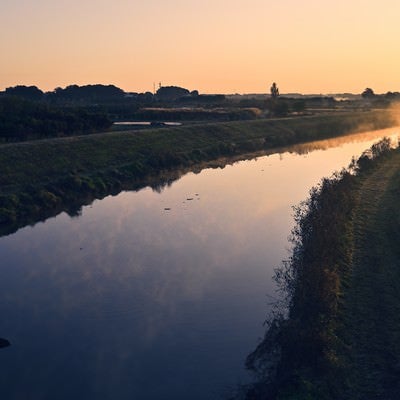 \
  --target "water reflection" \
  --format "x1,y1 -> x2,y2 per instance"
0,128 -> 399,399
284,129 -> 399,155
